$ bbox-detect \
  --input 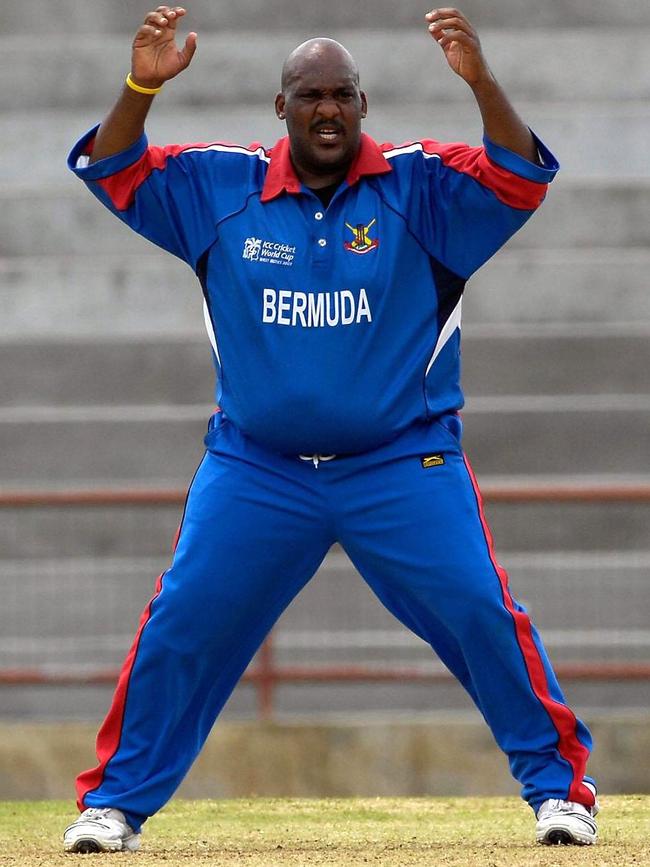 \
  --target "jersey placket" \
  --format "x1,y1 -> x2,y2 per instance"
301,191 -> 336,468
305,194 -> 333,274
